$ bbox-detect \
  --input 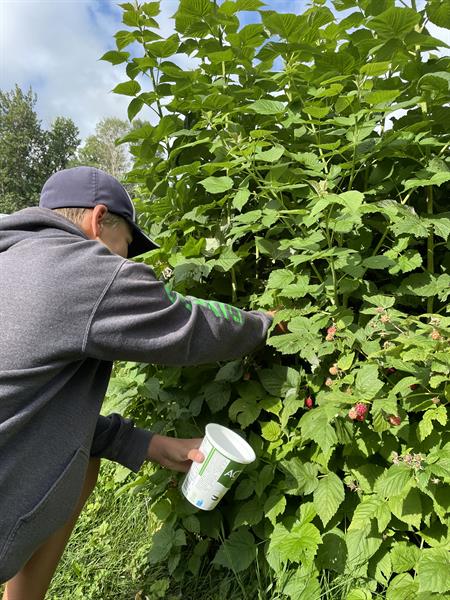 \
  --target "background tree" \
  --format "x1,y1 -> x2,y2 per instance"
0,85 -> 80,213
73,117 -> 131,179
